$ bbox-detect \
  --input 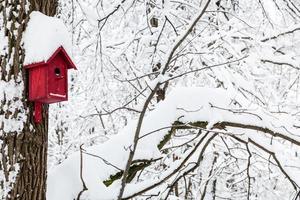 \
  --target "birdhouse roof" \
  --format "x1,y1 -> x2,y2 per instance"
24,46 -> 76,69
23,11 -> 76,69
